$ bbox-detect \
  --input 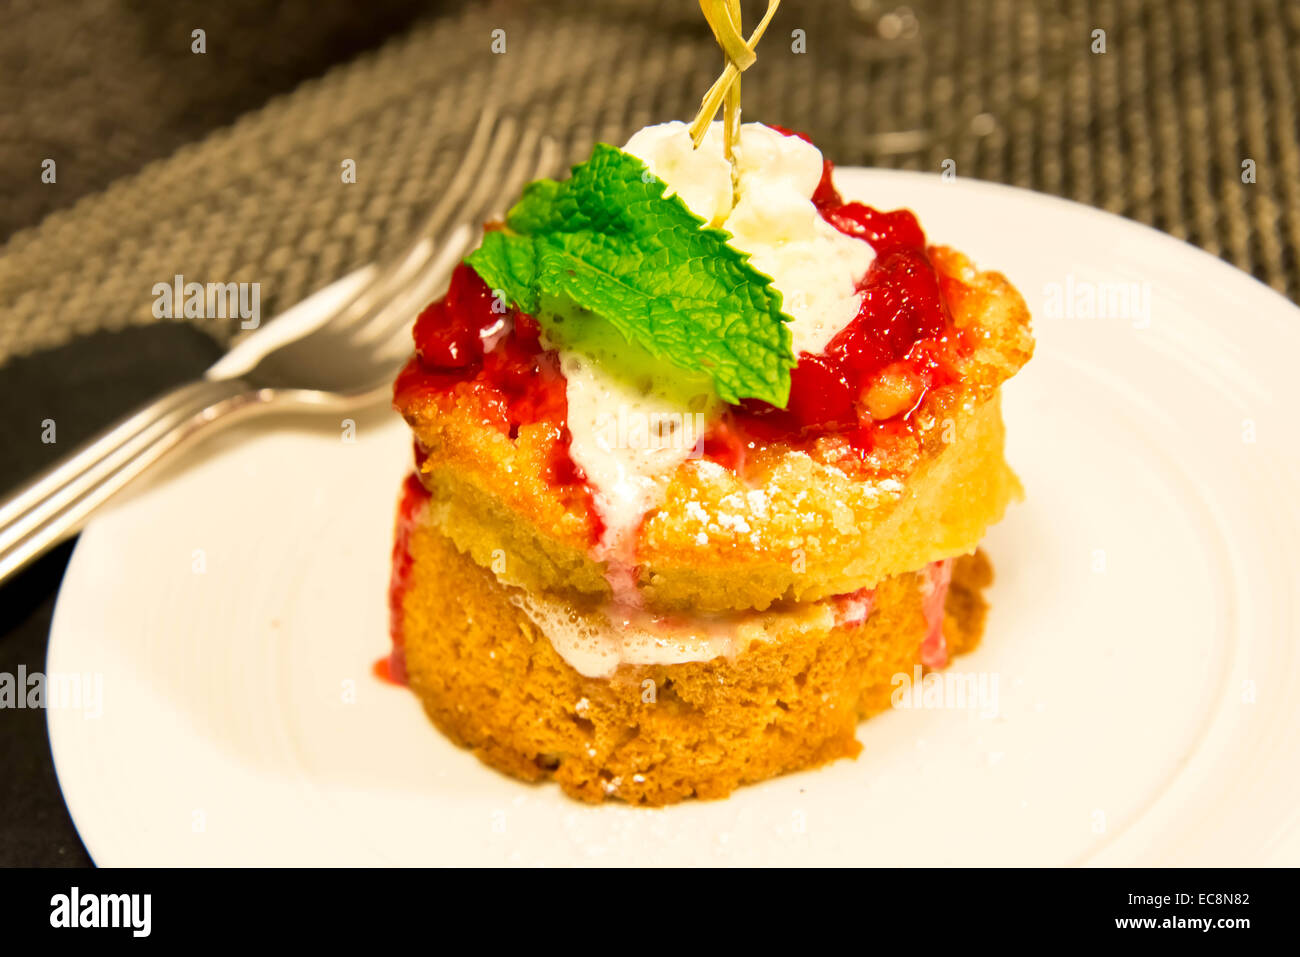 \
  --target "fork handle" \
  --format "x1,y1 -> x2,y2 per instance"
0,376 -> 260,586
